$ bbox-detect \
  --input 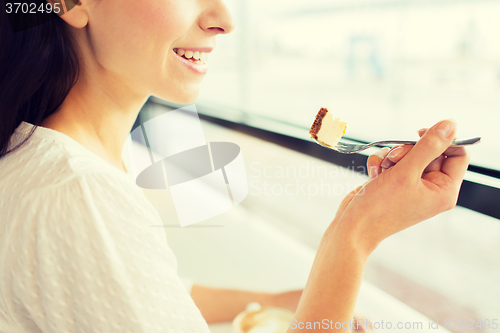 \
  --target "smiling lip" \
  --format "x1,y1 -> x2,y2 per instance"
174,52 -> 207,74
175,47 -> 213,53
173,47 -> 212,75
